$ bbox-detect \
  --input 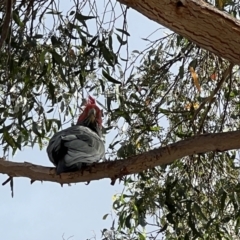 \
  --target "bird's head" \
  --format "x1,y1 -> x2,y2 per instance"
77,96 -> 103,134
